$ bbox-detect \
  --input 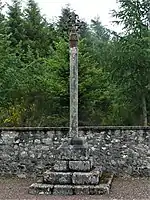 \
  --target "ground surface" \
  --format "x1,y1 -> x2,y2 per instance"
0,176 -> 149,200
